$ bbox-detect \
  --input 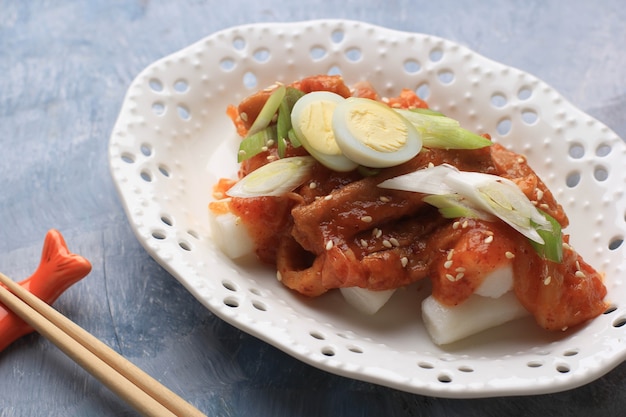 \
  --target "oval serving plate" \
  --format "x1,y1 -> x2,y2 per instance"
108,20 -> 626,398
